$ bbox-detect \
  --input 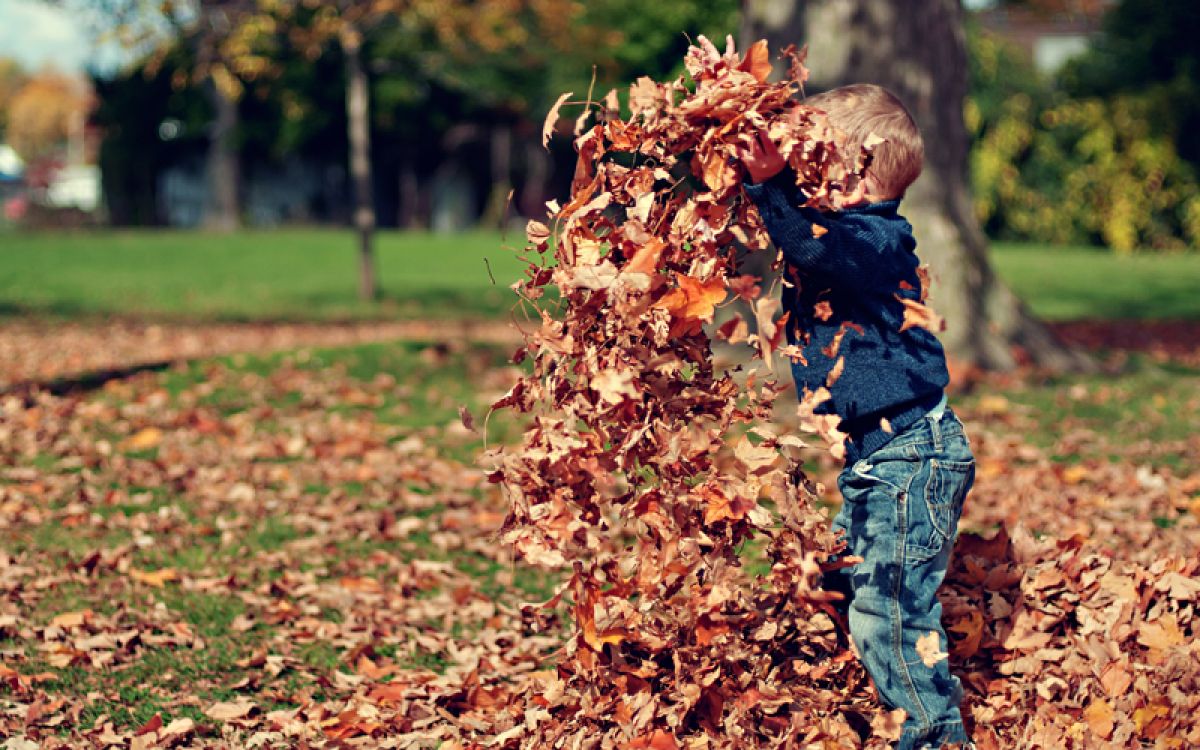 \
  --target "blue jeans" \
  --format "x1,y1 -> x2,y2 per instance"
827,402 -> 975,750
